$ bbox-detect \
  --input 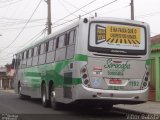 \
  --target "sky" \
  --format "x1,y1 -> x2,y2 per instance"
0,0 -> 160,66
